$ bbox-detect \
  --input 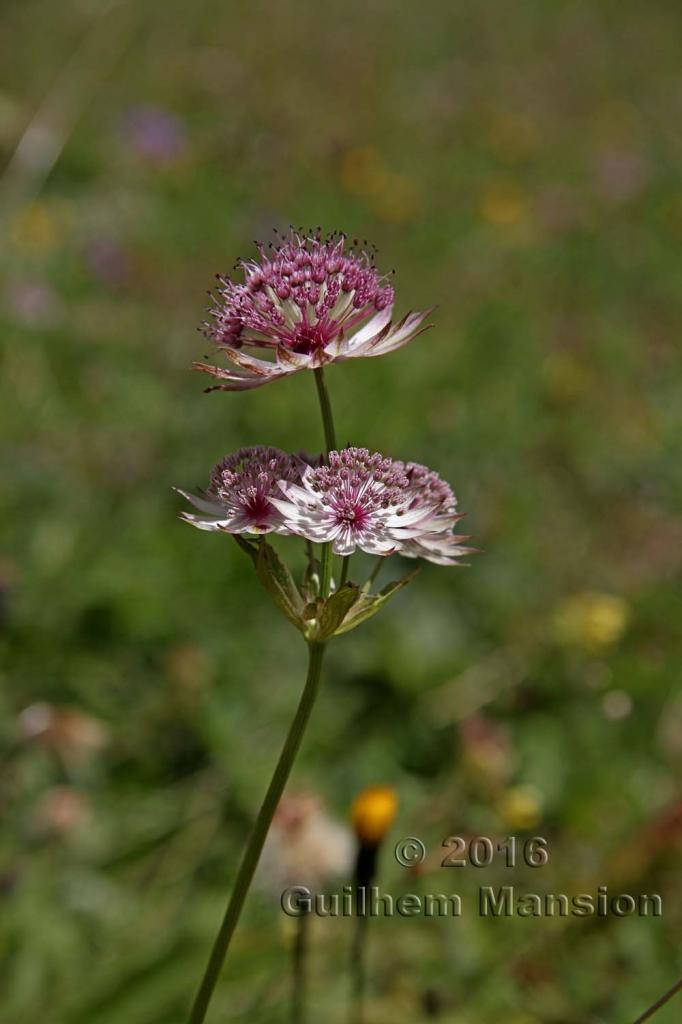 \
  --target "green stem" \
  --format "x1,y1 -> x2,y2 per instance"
367,556 -> 384,589
313,366 -> 337,455
319,545 -> 333,600
313,366 -> 337,598
339,555 -> 350,588
350,907 -> 369,1024
633,976 -> 682,1023
291,909 -> 309,1024
186,642 -> 327,1024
